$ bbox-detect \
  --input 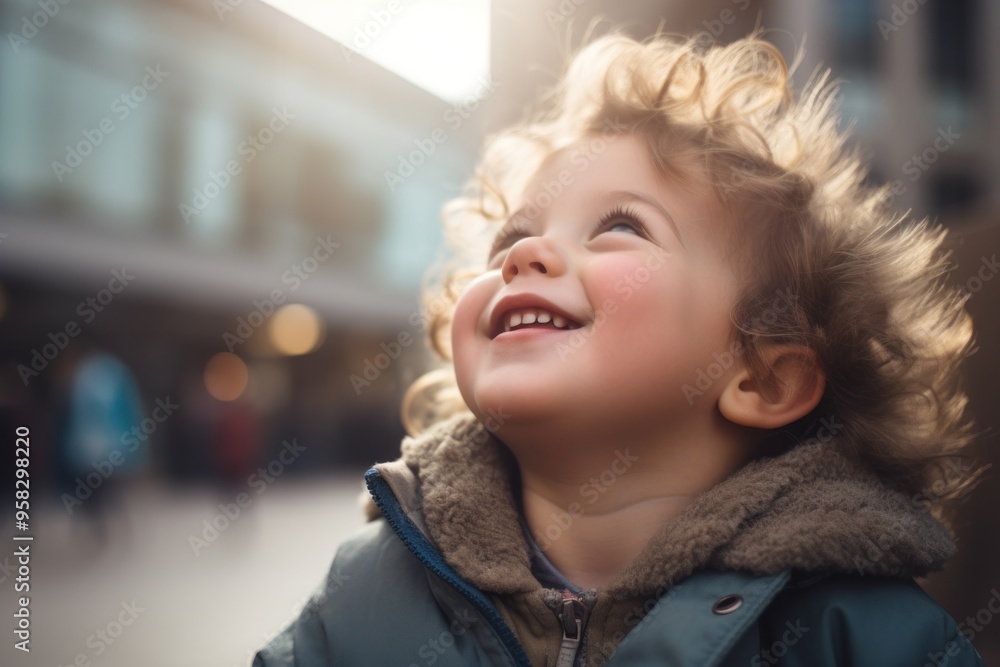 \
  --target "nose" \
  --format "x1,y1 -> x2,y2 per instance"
500,235 -> 567,284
